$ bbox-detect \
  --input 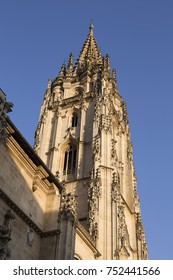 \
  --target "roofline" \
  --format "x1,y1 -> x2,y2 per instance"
6,117 -> 63,192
